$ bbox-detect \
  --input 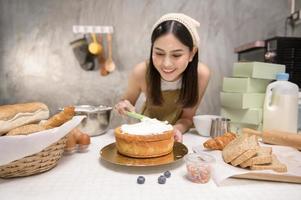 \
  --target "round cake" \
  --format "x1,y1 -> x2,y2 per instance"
114,119 -> 174,158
